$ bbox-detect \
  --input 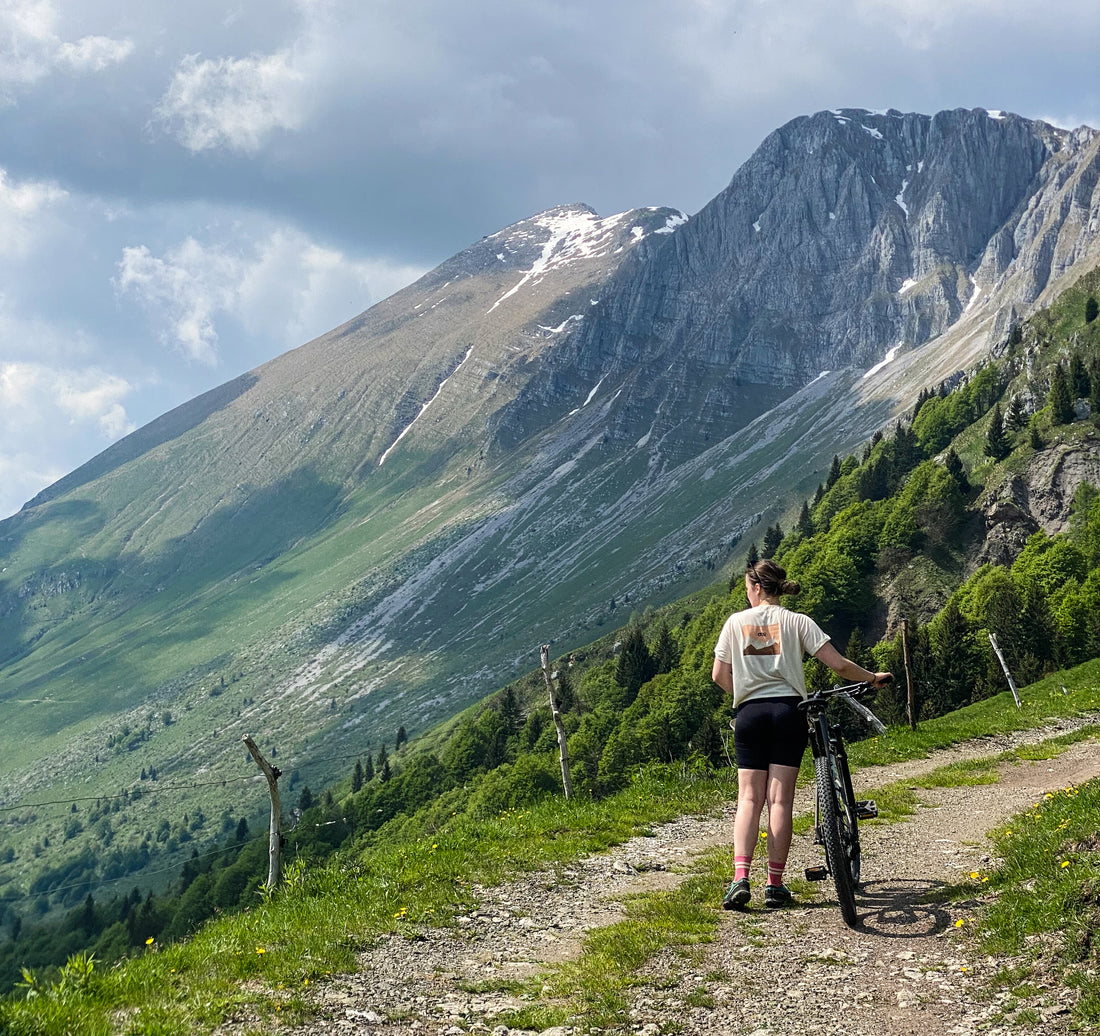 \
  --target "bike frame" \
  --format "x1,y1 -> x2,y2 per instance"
801,682 -> 879,928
